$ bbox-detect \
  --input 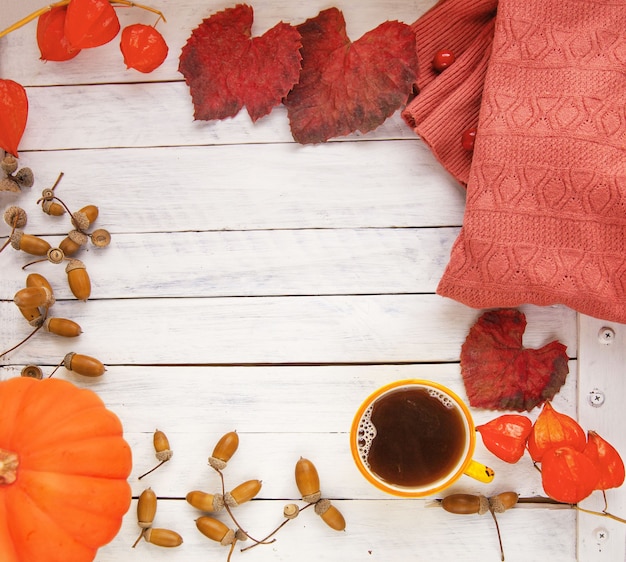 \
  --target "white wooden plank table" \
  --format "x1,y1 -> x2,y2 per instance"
1,1 -> 624,560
